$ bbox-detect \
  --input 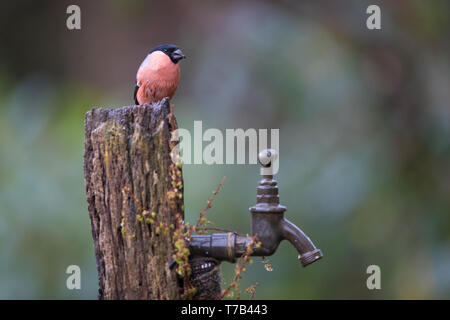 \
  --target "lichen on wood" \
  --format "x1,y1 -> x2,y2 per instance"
84,98 -> 222,300
84,98 -> 183,299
